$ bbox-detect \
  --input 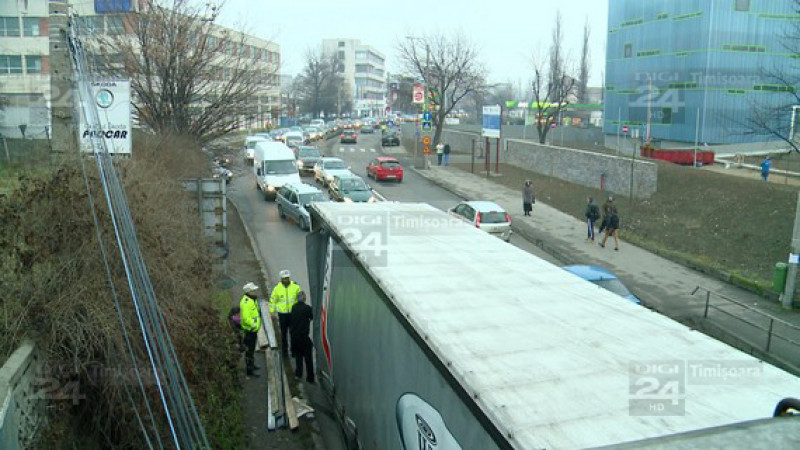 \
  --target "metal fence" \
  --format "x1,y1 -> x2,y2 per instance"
0,343 -> 44,450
